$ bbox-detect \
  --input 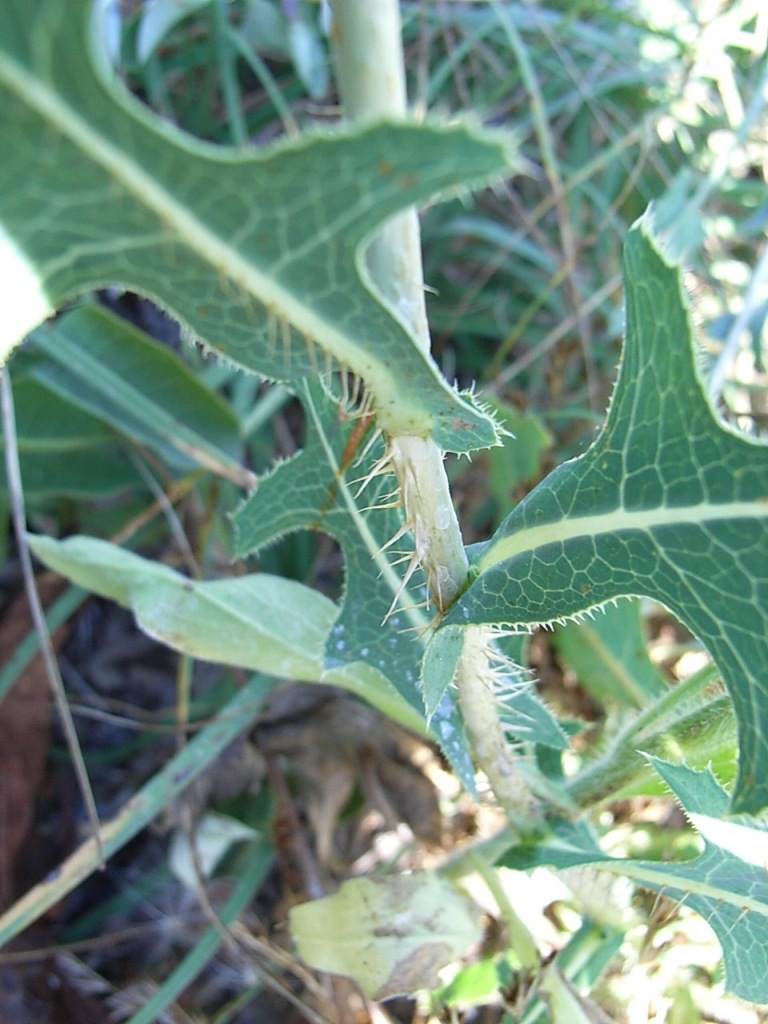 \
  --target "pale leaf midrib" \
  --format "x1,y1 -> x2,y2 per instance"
482,501 -> 768,571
